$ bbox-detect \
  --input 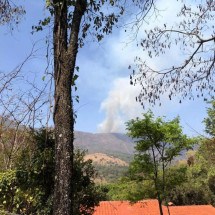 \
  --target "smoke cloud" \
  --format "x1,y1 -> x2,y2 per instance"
97,77 -> 143,133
